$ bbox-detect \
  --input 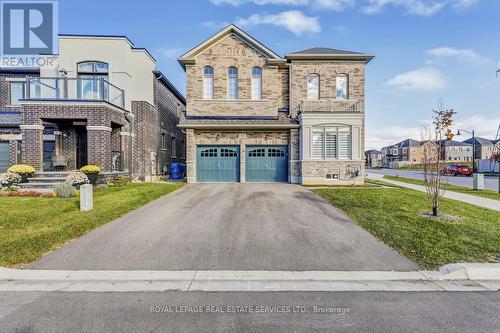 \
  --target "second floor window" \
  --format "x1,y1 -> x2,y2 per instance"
77,61 -> 109,100
307,74 -> 319,100
251,67 -> 262,100
9,82 -> 25,105
227,67 -> 238,100
203,66 -> 214,99
336,74 -> 348,100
